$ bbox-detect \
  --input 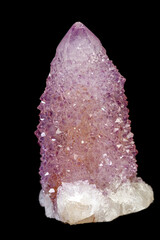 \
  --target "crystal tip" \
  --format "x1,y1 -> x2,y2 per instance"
71,22 -> 85,28
55,22 -> 105,62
